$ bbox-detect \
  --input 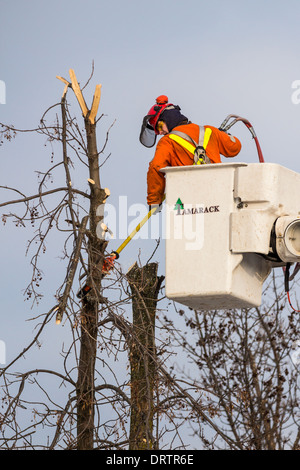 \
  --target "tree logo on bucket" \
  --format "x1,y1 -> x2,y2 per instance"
174,198 -> 184,215
174,197 -> 220,216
